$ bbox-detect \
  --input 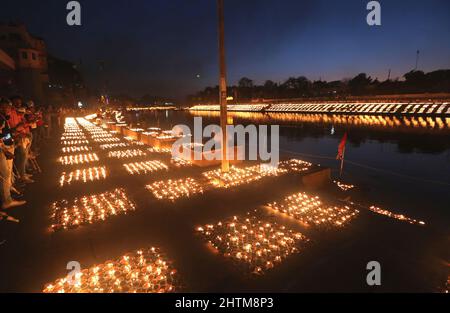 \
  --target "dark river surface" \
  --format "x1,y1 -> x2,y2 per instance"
132,110 -> 450,232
